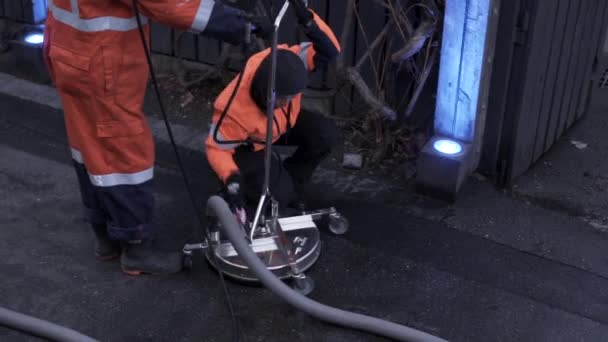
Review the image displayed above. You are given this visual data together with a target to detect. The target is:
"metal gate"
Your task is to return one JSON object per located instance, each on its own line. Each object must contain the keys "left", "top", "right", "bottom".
{"left": 479, "top": 0, "right": 608, "bottom": 185}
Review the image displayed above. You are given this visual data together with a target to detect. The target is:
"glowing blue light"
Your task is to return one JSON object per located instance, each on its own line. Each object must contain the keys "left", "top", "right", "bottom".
{"left": 434, "top": 0, "right": 491, "bottom": 143}
{"left": 433, "top": 139, "right": 463, "bottom": 155}
{"left": 32, "top": 1, "right": 48, "bottom": 23}
{"left": 24, "top": 32, "right": 44, "bottom": 45}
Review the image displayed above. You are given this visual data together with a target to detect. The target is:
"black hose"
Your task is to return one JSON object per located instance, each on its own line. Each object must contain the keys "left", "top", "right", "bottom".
{"left": 207, "top": 196, "right": 447, "bottom": 342}
{"left": 212, "top": 67, "right": 264, "bottom": 146}
{"left": 131, "top": 2, "right": 242, "bottom": 341}
{"left": 0, "top": 306, "right": 97, "bottom": 342}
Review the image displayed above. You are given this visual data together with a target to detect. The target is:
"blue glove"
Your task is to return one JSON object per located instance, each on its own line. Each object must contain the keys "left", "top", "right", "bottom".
{"left": 251, "top": 15, "right": 274, "bottom": 40}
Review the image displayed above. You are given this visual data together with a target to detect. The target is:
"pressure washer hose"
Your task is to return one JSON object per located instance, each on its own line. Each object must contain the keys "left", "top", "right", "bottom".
{"left": 0, "top": 306, "right": 98, "bottom": 342}
{"left": 207, "top": 196, "right": 447, "bottom": 342}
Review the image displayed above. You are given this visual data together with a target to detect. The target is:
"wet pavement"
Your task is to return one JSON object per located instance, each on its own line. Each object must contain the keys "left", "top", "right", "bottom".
{"left": 2, "top": 90, "right": 608, "bottom": 342}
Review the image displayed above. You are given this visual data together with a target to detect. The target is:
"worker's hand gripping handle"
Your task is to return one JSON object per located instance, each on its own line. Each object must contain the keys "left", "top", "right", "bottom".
{"left": 246, "top": 14, "right": 273, "bottom": 41}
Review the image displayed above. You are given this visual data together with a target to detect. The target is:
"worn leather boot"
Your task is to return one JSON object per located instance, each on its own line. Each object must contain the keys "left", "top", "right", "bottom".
{"left": 91, "top": 223, "right": 121, "bottom": 261}
{"left": 120, "top": 240, "right": 183, "bottom": 276}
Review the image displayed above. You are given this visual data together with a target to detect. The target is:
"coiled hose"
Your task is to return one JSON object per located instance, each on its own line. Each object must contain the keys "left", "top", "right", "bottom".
{"left": 207, "top": 196, "right": 447, "bottom": 342}
{"left": 0, "top": 306, "right": 97, "bottom": 342}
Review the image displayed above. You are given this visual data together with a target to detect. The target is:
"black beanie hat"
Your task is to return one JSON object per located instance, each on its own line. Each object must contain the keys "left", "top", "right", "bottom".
{"left": 250, "top": 49, "right": 308, "bottom": 110}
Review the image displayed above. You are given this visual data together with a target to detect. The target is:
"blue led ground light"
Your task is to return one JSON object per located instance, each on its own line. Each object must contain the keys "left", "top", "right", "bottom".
{"left": 433, "top": 139, "right": 463, "bottom": 155}
{"left": 24, "top": 32, "right": 44, "bottom": 45}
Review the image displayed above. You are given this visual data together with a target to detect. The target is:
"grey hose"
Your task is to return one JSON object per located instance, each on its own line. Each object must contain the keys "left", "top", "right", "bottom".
{"left": 207, "top": 196, "right": 447, "bottom": 342}
{"left": 0, "top": 306, "right": 97, "bottom": 342}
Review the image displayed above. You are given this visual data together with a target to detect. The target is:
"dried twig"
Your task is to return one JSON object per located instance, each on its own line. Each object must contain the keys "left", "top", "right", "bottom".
{"left": 337, "top": 0, "right": 357, "bottom": 69}
{"left": 387, "top": 0, "right": 413, "bottom": 38}
{"left": 341, "top": 67, "right": 397, "bottom": 121}
{"left": 352, "top": 4, "right": 382, "bottom": 91}
{"left": 333, "top": 0, "right": 443, "bottom": 168}
{"left": 401, "top": 44, "right": 438, "bottom": 120}
{"left": 391, "top": 20, "right": 435, "bottom": 63}
{"left": 354, "top": 23, "right": 390, "bottom": 70}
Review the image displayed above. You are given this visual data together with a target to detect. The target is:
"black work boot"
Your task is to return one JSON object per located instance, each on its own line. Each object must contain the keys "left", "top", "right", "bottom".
{"left": 120, "top": 240, "right": 183, "bottom": 276}
{"left": 91, "top": 223, "right": 121, "bottom": 261}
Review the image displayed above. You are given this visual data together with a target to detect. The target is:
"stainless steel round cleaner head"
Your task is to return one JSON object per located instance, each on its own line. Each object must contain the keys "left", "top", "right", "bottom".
{"left": 206, "top": 214, "right": 321, "bottom": 282}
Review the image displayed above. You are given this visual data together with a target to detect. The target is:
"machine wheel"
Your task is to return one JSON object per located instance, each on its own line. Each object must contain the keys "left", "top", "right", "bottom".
{"left": 292, "top": 275, "right": 315, "bottom": 296}
{"left": 183, "top": 254, "right": 193, "bottom": 271}
{"left": 328, "top": 214, "right": 349, "bottom": 235}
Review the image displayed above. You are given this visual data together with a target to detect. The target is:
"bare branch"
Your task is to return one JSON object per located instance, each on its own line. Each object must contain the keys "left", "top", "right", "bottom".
{"left": 401, "top": 45, "right": 438, "bottom": 120}
{"left": 387, "top": 0, "right": 413, "bottom": 38}
{"left": 341, "top": 67, "right": 397, "bottom": 121}
{"left": 354, "top": 23, "right": 389, "bottom": 70}
{"left": 391, "top": 20, "right": 436, "bottom": 63}
{"left": 337, "top": 0, "right": 357, "bottom": 69}
{"left": 352, "top": 4, "right": 382, "bottom": 91}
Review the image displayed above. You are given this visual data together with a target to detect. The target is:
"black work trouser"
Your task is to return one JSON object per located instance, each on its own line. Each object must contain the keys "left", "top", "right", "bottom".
{"left": 234, "top": 110, "right": 338, "bottom": 206}
{"left": 73, "top": 161, "right": 155, "bottom": 241}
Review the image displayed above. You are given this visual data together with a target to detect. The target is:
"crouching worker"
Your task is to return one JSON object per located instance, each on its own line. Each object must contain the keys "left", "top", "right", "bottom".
{"left": 205, "top": 0, "right": 341, "bottom": 212}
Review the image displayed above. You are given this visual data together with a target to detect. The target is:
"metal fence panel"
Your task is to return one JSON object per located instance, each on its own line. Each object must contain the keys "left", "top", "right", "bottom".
{"left": 481, "top": 0, "right": 608, "bottom": 184}
{"left": 510, "top": 0, "right": 560, "bottom": 178}
{"left": 197, "top": 36, "right": 221, "bottom": 65}
{"left": 177, "top": 32, "right": 197, "bottom": 60}
{"left": 1, "top": 0, "right": 47, "bottom": 24}
{"left": 150, "top": 22, "right": 173, "bottom": 55}
{"left": 574, "top": 0, "right": 608, "bottom": 121}
{"left": 3, "top": 0, "right": 23, "bottom": 21}
{"left": 552, "top": 0, "right": 589, "bottom": 146}
{"left": 563, "top": 0, "right": 597, "bottom": 128}
{"left": 588, "top": 16, "right": 608, "bottom": 114}
{"left": 476, "top": 0, "right": 521, "bottom": 175}
{"left": 529, "top": 0, "right": 571, "bottom": 162}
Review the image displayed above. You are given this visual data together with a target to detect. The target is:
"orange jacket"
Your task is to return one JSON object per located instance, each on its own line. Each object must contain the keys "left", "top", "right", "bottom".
{"left": 46, "top": 0, "right": 248, "bottom": 37}
{"left": 43, "top": 0, "right": 249, "bottom": 183}
{"left": 205, "top": 10, "right": 340, "bottom": 183}
{"left": 44, "top": 0, "right": 248, "bottom": 80}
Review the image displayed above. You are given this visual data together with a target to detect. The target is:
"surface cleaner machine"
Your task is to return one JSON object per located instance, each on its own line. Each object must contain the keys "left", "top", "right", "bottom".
{"left": 142, "top": 1, "right": 444, "bottom": 341}
{"left": 181, "top": 1, "right": 348, "bottom": 292}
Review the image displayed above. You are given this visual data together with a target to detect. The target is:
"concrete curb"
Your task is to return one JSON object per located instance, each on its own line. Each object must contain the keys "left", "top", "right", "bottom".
{"left": 0, "top": 72, "right": 62, "bottom": 109}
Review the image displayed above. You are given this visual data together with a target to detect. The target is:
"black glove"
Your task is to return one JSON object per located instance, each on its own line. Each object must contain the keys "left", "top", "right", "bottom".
{"left": 289, "top": 0, "right": 313, "bottom": 26}
{"left": 250, "top": 15, "right": 274, "bottom": 40}
{"left": 223, "top": 174, "right": 245, "bottom": 210}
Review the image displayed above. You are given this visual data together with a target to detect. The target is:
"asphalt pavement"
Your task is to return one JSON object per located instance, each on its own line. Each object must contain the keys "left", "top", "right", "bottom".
{"left": 2, "top": 86, "right": 608, "bottom": 342}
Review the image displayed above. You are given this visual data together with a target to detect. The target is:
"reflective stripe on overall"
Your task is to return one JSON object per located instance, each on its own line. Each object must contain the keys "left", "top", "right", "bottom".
{"left": 49, "top": 0, "right": 215, "bottom": 33}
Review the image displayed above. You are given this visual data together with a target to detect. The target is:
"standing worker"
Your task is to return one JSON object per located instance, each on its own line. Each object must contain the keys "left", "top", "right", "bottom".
{"left": 206, "top": 0, "right": 340, "bottom": 211}
{"left": 43, "top": 0, "right": 271, "bottom": 275}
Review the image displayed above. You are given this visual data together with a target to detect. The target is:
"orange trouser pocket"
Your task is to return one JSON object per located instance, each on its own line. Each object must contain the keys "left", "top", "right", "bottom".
{"left": 48, "top": 43, "right": 96, "bottom": 97}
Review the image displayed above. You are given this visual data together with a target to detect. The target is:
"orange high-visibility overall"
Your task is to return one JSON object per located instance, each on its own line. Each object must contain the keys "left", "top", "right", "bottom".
{"left": 44, "top": 0, "right": 249, "bottom": 240}
{"left": 205, "top": 10, "right": 340, "bottom": 184}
